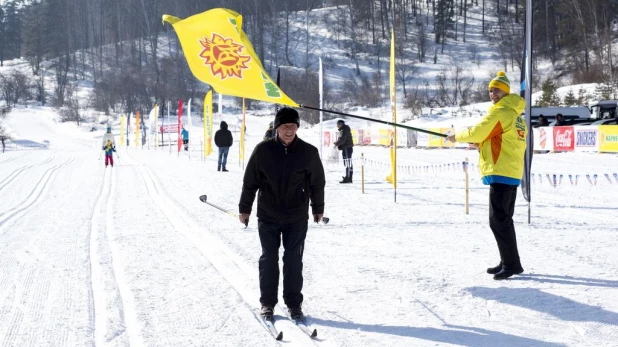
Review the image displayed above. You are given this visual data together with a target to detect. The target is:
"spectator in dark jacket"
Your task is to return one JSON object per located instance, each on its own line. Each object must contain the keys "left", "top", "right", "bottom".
{"left": 555, "top": 113, "right": 566, "bottom": 126}
{"left": 238, "top": 107, "right": 325, "bottom": 322}
{"left": 534, "top": 115, "right": 548, "bottom": 128}
{"left": 333, "top": 119, "right": 354, "bottom": 183}
{"left": 214, "top": 121, "right": 233, "bottom": 171}
{"left": 263, "top": 121, "right": 274, "bottom": 141}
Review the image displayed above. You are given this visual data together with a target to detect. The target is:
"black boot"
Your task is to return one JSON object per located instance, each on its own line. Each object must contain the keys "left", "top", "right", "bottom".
{"left": 493, "top": 264, "right": 524, "bottom": 280}
{"left": 488, "top": 262, "right": 523, "bottom": 275}
{"left": 222, "top": 167, "right": 228, "bottom": 172}
{"left": 217, "top": 166, "right": 221, "bottom": 171}
{"left": 288, "top": 305, "right": 304, "bottom": 321}
{"left": 487, "top": 262, "right": 502, "bottom": 274}
{"left": 260, "top": 305, "right": 274, "bottom": 320}
{"left": 348, "top": 172, "right": 353, "bottom": 183}
{"left": 339, "top": 176, "right": 349, "bottom": 184}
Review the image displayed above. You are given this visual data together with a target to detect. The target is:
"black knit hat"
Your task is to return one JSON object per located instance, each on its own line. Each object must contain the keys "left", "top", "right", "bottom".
{"left": 337, "top": 119, "right": 345, "bottom": 125}
{"left": 274, "top": 107, "right": 300, "bottom": 129}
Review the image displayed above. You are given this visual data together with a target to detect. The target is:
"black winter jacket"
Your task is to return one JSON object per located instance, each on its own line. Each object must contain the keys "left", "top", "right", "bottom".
{"left": 239, "top": 136, "right": 326, "bottom": 223}
{"left": 334, "top": 124, "right": 354, "bottom": 150}
{"left": 214, "top": 121, "right": 233, "bottom": 147}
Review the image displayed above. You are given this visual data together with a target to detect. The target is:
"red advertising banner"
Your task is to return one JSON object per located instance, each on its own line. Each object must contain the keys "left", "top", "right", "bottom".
{"left": 323, "top": 132, "right": 331, "bottom": 146}
{"left": 553, "top": 126, "right": 575, "bottom": 151}
{"left": 177, "top": 99, "right": 183, "bottom": 153}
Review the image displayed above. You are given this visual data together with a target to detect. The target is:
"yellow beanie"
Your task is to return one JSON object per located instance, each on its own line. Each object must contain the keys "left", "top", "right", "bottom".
{"left": 488, "top": 71, "right": 510, "bottom": 94}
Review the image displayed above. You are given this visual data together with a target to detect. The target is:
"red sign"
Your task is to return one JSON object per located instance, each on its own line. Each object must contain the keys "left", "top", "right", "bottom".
{"left": 323, "top": 132, "right": 331, "bottom": 146}
{"left": 553, "top": 126, "right": 575, "bottom": 151}
{"left": 160, "top": 124, "right": 179, "bottom": 133}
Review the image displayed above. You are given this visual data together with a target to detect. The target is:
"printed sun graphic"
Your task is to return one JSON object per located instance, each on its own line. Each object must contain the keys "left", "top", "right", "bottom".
{"left": 199, "top": 33, "right": 251, "bottom": 79}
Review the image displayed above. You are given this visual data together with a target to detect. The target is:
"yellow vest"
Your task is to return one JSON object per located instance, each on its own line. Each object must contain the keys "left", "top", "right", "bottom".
{"left": 455, "top": 94, "right": 527, "bottom": 185}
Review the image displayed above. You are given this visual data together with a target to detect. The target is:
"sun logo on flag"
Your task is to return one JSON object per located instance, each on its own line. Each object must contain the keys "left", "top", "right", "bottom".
{"left": 199, "top": 33, "right": 251, "bottom": 79}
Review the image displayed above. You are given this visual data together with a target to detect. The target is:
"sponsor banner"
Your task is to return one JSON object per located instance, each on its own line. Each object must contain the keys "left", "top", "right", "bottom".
{"left": 599, "top": 125, "right": 618, "bottom": 153}
{"left": 397, "top": 129, "right": 407, "bottom": 147}
{"left": 553, "top": 126, "right": 574, "bottom": 151}
{"left": 160, "top": 124, "right": 179, "bottom": 134}
{"left": 441, "top": 128, "right": 455, "bottom": 148}
{"left": 351, "top": 129, "right": 359, "bottom": 145}
{"left": 416, "top": 131, "right": 429, "bottom": 147}
{"left": 428, "top": 128, "right": 443, "bottom": 147}
{"left": 378, "top": 129, "right": 391, "bottom": 146}
{"left": 574, "top": 126, "right": 599, "bottom": 152}
{"left": 533, "top": 127, "right": 554, "bottom": 151}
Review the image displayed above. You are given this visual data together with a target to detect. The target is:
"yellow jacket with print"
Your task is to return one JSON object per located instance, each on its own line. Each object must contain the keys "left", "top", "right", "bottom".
{"left": 455, "top": 94, "right": 527, "bottom": 186}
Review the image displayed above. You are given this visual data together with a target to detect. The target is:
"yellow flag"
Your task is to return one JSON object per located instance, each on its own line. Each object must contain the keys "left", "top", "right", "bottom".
{"left": 135, "top": 111, "right": 140, "bottom": 147}
{"left": 204, "top": 91, "right": 213, "bottom": 157}
{"left": 386, "top": 29, "right": 397, "bottom": 187}
{"left": 119, "top": 114, "right": 126, "bottom": 146}
{"left": 163, "top": 9, "right": 298, "bottom": 107}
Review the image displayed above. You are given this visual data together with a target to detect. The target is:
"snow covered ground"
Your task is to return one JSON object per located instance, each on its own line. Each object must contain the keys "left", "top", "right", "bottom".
{"left": 1, "top": 107, "right": 618, "bottom": 347}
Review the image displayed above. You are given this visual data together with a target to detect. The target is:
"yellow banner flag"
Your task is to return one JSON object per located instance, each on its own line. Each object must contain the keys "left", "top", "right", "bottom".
{"left": 386, "top": 29, "right": 397, "bottom": 188}
{"left": 204, "top": 91, "right": 213, "bottom": 157}
{"left": 135, "top": 111, "right": 140, "bottom": 147}
{"left": 119, "top": 114, "right": 126, "bottom": 146}
{"left": 163, "top": 9, "right": 298, "bottom": 107}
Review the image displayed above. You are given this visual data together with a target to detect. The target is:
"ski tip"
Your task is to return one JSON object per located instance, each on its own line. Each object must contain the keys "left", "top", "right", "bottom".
{"left": 276, "top": 332, "right": 283, "bottom": 340}
{"left": 311, "top": 329, "right": 317, "bottom": 338}
{"left": 199, "top": 195, "right": 207, "bottom": 203}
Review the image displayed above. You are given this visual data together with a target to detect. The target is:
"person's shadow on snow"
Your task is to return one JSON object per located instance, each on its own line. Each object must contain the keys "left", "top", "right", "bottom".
{"left": 308, "top": 317, "right": 565, "bottom": 347}
{"left": 510, "top": 273, "right": 618, "bottom": 288}
{"left": 467, "top": 286, "right": 618, "bottom": 326}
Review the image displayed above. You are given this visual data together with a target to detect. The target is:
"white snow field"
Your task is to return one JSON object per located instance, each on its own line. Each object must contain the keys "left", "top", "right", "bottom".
{"left": 1, "top": 107, "right": 618, "bottom": 347}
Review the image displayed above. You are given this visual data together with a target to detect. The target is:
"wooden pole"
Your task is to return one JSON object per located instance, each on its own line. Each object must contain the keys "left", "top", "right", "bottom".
{"left": 361, "top": 153, "right": 365, "bottom": 194}
{"left": 464, "top": 157, "right": 469, "bottom": 214}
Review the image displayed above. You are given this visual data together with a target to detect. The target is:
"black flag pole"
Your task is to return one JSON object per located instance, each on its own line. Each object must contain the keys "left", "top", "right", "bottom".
{"left": 521, "top": 0, "right": 533, "bottom": 224}
{"left": 272, "top": 68, "right": 281, "bottom": 139}
{"left": 299, "top": 104, "right": 447, "bottom": 138}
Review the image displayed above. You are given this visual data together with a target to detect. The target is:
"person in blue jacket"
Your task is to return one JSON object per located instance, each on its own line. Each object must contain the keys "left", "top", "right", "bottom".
{"left": 102, "top": 139, "right": 116, "bottom": 167}
{"left": 181, "top": 125, "right": 189, "bottom": 151}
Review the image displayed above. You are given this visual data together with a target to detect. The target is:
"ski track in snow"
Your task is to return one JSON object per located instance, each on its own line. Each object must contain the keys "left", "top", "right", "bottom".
{"left": 0, "top": 151, "right": 56, "bottom": 194}
{"left": 0, "top": 152, "right": 75, "bottom": 231}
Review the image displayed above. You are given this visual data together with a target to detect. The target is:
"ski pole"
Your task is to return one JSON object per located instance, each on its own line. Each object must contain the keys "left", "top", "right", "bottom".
{"left": 199, "top": 194, "right": 248, "bottom": 227}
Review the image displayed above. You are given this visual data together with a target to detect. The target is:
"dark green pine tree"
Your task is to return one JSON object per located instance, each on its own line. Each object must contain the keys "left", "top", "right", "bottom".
{"left": 563, "top": 89, "right": 577, "bottom": 106}
{"left": 537, "top": 79, "right": 561, "bottom": 106}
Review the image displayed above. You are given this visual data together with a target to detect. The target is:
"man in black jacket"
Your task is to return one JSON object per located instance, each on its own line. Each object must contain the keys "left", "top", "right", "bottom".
{"left": 214, "top": 121, "right": 233, "bottom": 171}
{"left": 239, "top": 107, "right": 325, "bottom": 322}
{"left": 333, "top": 119, "right": 354, "bottom": 183}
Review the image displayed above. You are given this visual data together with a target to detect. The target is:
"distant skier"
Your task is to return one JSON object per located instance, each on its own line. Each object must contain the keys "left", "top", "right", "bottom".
{"left": 1, "top": 135, "right": 5, "bottom": 153}
{"left": 181, "top": 125, "right": 189, "bottom": 151}
{"left": 102, "top": 139, "right": 116, "bottom": 167}
{"left": 214, "top": 121, "right": 233, "bottom": 172}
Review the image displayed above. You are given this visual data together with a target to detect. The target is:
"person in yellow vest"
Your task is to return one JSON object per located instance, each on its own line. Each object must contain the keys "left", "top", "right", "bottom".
{"left": 102, "top": 139, "right": 116, "bottom": 167}
{"left": 446, "top": 71, "right": 527, "bottom": 280}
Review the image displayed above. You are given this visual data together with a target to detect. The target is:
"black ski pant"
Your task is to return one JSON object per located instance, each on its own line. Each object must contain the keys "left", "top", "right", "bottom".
{"left": 342, "top": 147, "right": 353, "bottom": 179}
{"left": 489, "top": 183, "right": 521, "bottom": 267}
{"left": 258, "top": 220, "right": 308, "bottom": 308}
